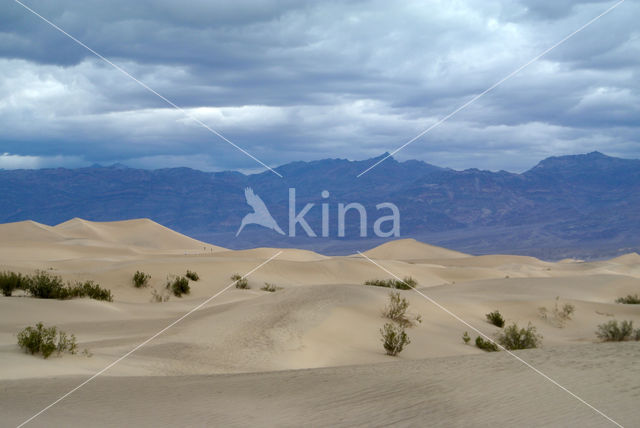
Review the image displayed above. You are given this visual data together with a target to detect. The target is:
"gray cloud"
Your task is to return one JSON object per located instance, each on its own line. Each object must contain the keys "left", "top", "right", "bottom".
{"left": 0, "top": 0, "right": 638, "bottom": 172}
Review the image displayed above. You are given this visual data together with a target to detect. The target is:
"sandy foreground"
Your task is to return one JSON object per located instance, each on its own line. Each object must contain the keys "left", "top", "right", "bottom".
{"left": 0, "top": 218, "right": 639, "bottom": 427}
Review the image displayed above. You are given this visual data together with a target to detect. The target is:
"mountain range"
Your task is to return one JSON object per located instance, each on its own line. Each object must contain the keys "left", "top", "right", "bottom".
{"left": 1, "top": 151, "right": 638, "bottom": 259}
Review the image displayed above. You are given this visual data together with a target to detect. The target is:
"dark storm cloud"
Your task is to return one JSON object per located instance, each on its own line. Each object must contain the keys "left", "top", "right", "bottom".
{"left": 0, "top": 0, "right": 638, "bottom": 172}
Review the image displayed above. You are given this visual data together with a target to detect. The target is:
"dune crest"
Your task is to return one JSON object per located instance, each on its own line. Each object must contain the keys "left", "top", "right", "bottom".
{"left": 52, "top": 217, "right": 226, "bottom": 251}
{"left": 360, "top": 238, "right": 469, "bottom": 260}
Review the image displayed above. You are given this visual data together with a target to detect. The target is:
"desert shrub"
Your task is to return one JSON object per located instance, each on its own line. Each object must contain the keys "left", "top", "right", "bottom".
{"left": 496, "top": 323, "right": 542, "bottom": 350}
{"left": 596, "top": 320, "right": 635, "bottom": 341}
{"left": 380, "top": 322, "right": 411, "bottom": 356}
{"left": 185, "top": 270, "right": 200, "bottom": 281}
{"left": 365, "top": 276, "right": 417, "bottom": 290}
{"left": 475, "top": 336, "right": 499, "bottom": 352}
{"left": 17, "top": 322, "right": 77, "bottom": 359}
{"left": 166, "top": 276, "right": 190, "bottom": 297}
{"left": 132, "top": 270, "right": 151, "bottom": 288}
{"left": 538, "top": 297, "right": 575, "bottom": 328}
{"left": 26, "top": 270, "right": 69, "bottom": 299}
{"left": 485, "top": 310, "right": 505, "bottom": 328}
{"left": 462, "top": 331, "right": 471, "bottom": 344}
{"left": 261, "top": 283, "right": 280, "bottom": 292}
{"left": 68, "top": 280, "right": 113, "bottom": 302}
{"left": 0, "top": 271, "right": 27, "bottom": 296}
{"left": 231, "top": 273, "right": 249, "bottom": 289}
{"left": 7, "top": 271, "right": 112, "bottom": 302}
{"left": 382, "top": 292, "right": 422, "bottom": 328}
{"left": 615, "top": 294, "right": 640, "bottom": 304}
{"left": 150, "top": 287, "right": 170, "bottom": 303}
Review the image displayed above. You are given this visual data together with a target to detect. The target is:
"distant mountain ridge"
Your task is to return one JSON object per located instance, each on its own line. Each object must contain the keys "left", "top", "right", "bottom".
{"left": 1, "top": 151, "right": 638, "bottom": 259}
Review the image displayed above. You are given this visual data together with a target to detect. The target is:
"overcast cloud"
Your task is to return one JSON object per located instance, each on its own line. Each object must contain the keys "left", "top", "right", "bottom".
{"left": 0, "top": 0, "right": 638, "bottom": 172}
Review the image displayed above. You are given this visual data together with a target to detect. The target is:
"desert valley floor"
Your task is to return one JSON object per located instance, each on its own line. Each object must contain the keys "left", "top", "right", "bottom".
{"left": 0, "top": 218, "right": 639, "bottom": 427}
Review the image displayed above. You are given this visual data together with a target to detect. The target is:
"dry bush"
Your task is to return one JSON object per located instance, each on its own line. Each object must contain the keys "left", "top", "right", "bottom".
{"left": 365, "top": 277, "right": 417, "bottom": 290}
{"left": 380, "top": 322, "right": 411, "bottom": 356}
{"left": 231, "top": 273, "right": 249, "bottom": 289}
{"left": 538, "top": 297, "right": 575, "bottom": 328}
{"left": 382, "top": 292, "right": 422, "bottom": 328}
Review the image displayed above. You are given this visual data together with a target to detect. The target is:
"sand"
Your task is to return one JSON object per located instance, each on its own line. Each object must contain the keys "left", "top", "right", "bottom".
{"left": 1, "top": 218, "right": 639, "bottom": 427}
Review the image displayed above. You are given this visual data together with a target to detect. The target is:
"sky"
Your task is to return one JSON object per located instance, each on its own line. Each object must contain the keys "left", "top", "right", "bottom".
{"left": 0, "top": 0, "right": 638, "bottom": 173}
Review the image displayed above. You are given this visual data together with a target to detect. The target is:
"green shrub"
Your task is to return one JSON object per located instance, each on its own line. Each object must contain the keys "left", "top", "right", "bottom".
{"left": 69, "top": 281, "right": 113, "bottom": 302}
{"left": 615, "top": 294, "right": 640, "bottom": 304}
{"left": 596, "top": 320, "right": 635, "bottom": 341}
{"left": 0, "top": 271, "right": 27, "bottom": 296}
{"left": 166, "top": 276, "right": 190, "bottom": 297}
{"left": 462, "top": 331, "right": 471, "bottom": 344}
{"left": 382, "top": 292, "right": 422, "bottom": 328}
{"left": 496, "top": 323, "right": 542, "bottom": 350}
{"left": 17, "top": 322, "right": 77, "bottom": 359}
{"left": 365, "top": 276, "right": 417, "bottom": 290}
{"left": 132, "top": 270, "right": 151, "bottom": 288}
{"left": 185, "top": 270, "right": 200, "bottom": 281}
{"left": 26, "top": 270, "right": 69, "bottom": 299}
{"left": 4, "top": 270, "right": 112, "bottom": 302}
{"left": 475, "top": 336, "right": 499, "bottom": 352}
{"left": 261, "top": 283, "right": 280, "bottom": 292}
{"left": 231, "top": 273, "right": 249, "bottom": 289}
{"left": 485, "top": 310, "right": 505, "bottom": 328}
{"left": 380, "top": 322, "right": 411, "bottom": 356}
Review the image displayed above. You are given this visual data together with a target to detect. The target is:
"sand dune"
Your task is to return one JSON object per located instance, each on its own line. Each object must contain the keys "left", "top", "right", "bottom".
{"left": 53, "top": 218, "right": 224, "bottom": 251}
{"left": 360, "top": 238, "right": 469, "bottom": 260}
{"left": 0, "top": 220, "right": 65, "bottom": 243}
{"left": 3, "top": 343, "right": 638, "bottom": 427}
{"left": 1, "top": 218, "right": 639, "bottom": 427}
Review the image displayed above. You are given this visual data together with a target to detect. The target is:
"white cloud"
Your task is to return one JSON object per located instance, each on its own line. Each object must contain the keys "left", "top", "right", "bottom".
{"left": 0, "top": 0, "right": 637, "bottom": 171}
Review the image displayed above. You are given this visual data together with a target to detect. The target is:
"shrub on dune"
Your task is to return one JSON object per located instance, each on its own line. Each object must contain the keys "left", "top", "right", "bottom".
{"left": 380, "top": 322, "right": 411, "bottom": 356}
{"left": 538, "top": 297, "right": 575, "bottom": 328}
{"left": 0, "top": 271, "right": 27, "bottom": 296}
{"left": 595, "top": 320, "right": 637, "bottom": 342}
{"left": 261, "top": 282, "right": 280, "bottom": 292}
{"left": 365, "top": 276, "right": 417, "bottom": 290}
{"left": 382, "top": 292, "right": 422, "bottom": 328}
{"left": 231, "top": 273, "right": 249, "bottom": 289}
{"left": 150, "top": 287, "right": 170, "bottom": 303}
{"left": 496, "top": 322, "right": 542, "bottom": 350}
{"left": 69, "top": 280, "right": 113, "bottom": 302}
{"left": 17, "top": 322, "right": 77, "bottom": 359}
{"left": 485, "top": 310, "right": 505, "bottom": 328}
{"left": 166, "top": 276, "right": 190, "bottom": 297}
{"left": 132, "top": 270, "right": 151, "bottom": 288}
{"left": 475, "top": 336, "right": 499, "bottom": 352}
{"left": 26, "top": 270, "right": 68, "bottom": 299}
{"left": 615, "top": 294, "right": 640, "bottom": 304}
{"left": 185, "top": 270, "right": 200, "bottom": 281}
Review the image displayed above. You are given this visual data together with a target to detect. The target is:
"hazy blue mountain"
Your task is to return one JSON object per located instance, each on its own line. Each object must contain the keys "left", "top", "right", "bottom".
{"left": 1, "top": 151, "right": 638, "bottom": 260}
